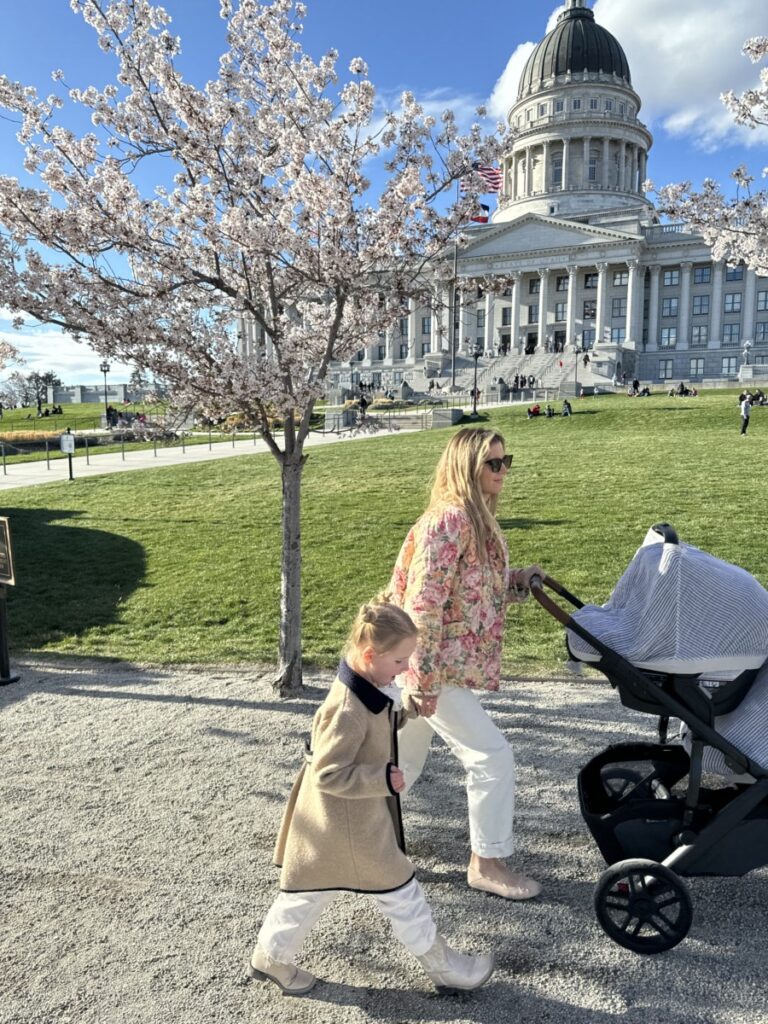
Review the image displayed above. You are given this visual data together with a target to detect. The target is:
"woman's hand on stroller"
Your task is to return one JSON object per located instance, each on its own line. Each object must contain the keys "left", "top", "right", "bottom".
{"left": 512, "top": 564, "right": 545, "bottom": 595}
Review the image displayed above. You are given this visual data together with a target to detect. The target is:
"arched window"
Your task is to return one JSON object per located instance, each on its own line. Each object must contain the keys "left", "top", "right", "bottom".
{"left": 589, "top": 149, "right": 599, "bottom": 183}
{"left": 552, "top": 152, "right": 563, "bottom": 189}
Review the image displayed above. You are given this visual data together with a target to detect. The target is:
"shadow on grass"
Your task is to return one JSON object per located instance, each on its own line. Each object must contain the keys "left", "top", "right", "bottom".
{"left": 4, "top": 506, "right": 146, "bottom": 653}
{"left": 497, "top": 518, "right": 568, "bottom": 530}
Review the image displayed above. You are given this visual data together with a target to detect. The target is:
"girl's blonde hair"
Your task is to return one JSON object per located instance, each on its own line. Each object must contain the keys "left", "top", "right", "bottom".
{"left": 428, "top": 427, "right": 506, "bottom": 560}
{"left": 344, "top": 597, "right": 418, "bottom": 656}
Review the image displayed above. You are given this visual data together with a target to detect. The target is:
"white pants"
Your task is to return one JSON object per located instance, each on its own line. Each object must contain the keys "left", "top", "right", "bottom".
{"left": 398, "top": 684, "right": 516, "bottom": 859}
{"left": 257, "top": 878, "right": 437, "bottom": 963}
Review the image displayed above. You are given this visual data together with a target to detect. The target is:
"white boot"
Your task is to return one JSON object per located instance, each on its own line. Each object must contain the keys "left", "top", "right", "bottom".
{"left": 248, "top": 944, "right": 316, "bottom": 996}
{"left": 416, "top": 934, "right": 494, "bottom": 993}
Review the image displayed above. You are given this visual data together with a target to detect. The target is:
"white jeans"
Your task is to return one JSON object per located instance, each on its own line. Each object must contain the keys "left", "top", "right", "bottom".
{"left": 398, "top": 684, "right": 516, "bottom": 859}
{"left": 257, "top": 878, "right": 437, "bottom": 963}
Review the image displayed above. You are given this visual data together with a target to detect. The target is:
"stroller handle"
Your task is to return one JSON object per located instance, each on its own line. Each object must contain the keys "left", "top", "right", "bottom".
{"left": 530, "top": 574, "right": 584, "bottom": 627}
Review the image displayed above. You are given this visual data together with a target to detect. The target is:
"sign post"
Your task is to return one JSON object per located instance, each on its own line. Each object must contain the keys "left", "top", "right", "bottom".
{"left": 0, "top": 516, "right": 19, "bottom": 685}
{"left": 60, "top": 428, "right": 75, "bottom": 481}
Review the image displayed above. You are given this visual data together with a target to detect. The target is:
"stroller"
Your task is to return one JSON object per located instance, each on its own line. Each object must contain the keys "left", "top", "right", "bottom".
{"left": 531, "top": 523, "right": 768, "bottom": 954}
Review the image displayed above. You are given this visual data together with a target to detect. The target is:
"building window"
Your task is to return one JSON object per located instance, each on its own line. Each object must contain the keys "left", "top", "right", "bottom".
{"left": 552, "top": 153, "right": 563, "bottom": 188}
{"left": 611, "top": 327, "right": 626, "bottom": 343}
{"left": 501, "top": 306, "right": 512, "bottom": 326}
{"left": 724, "top": 293, "right": 742, "bottom": 314}
{"left": 421, "top": 316, "right": 431, "bottom": 335}
{"left": 723, "top": 323, "right": 740, "bottom": 346}
{"left": 572, "top": 98, "right": 581, "bottom": 110}
{"left": 584, "top": 273, "right": 598, "bottom": 289}
{"left": 582, "top": 329, "right": 595, "bottom": 348}
{"left": 555, "top": 302, "right": 566, "bottom": 321}
{"left": 502, "top": 286, "right": 512, "bottom": 297}
{"left": 399, "top": 342, "right": 408, "bottom": 359}
{"left": 556, "top": 275, "right": 568, "bottom": 292}
{"left": 529, "top": 277, "right": 540, "bottom": 294}
{"left": 613, "top": 271, "right": 629, "bottom": 286}
{"left": 692, "top": 295, "right": 710, "bottom": 316}
{"left": 726, "top": 265, "right": 744, "bottom": 281}
{"left": 619, "top": 102, "right": 626, "bottom": 115}
{"left": 722, "top": 356, "right": 737, "bottom": 375}
{"left": 421, "top": 341, "right": 431, "bottom": 356}
{"left": 526, "top": 109, "right": 533, "bottom": 121}
{"left": 528, "top": 305, "right": 539, "bottom": 324}
{"left": 554, "top": 99, "right": 564, "bottom": 113}
{"left": 589, "top": 97, "right": 599, "bottom": 110}
{"left": 476, "top": 310, "right": 485, "bottom": 332}
{"left": 755, "top": 322, "right": 768, "bottom": 342}
{"left": 538, "top": 102, "right": 548, "bottom": 117}
{"left": 660, "top": 327, "right": 677, "bottom": 348}
{"left": 758, "top": 291, "right": 768, "bottom": 312}
{"left": 612, "top": 297, "right": 627, "bottom": 318}
{"left": 663, "top": 269, "right": 680, "bottom": 286}
{"left": 377, "top": 345, "right": 385, "bottom": 360}
{"left": 588, "top": 152, "right": 598, "bottom": 181}
{"left": 661, "top": 297, "right": 679, "bottom": 317}
{"left": 690, "top": 358, "right": 704, "bottom": 376}
{"left": 659, "top": 359, "right": 673, "bottom": 380}
{"left": 691, "top": 325, "right": 709, "bottom": 347}
{"left": 356, "top": 350, "right": 364, "bottom": 361}
{"left": 398, "top": 317, "right": 408, "bottom": 336}
{"left": 583, "top": 300, "right": 596, "bottom": 319}
{"left": 605, "top": 99, "right": 613, "bottom": 111}
{"left": 694, "top": 266, "right": 711, "bottom": 284}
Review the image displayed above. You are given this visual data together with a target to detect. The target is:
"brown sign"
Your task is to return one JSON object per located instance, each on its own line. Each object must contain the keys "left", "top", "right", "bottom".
{"left": 0, "top": 518, "right": 15, "bottom": 586}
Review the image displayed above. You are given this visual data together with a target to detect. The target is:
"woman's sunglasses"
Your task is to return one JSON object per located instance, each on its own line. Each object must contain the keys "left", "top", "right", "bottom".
{"left": 484, "top": 454, "right": 513, "bottom": 472}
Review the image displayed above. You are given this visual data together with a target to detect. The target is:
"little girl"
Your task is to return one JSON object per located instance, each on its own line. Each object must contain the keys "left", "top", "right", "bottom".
{"left": 249, "top": 598, "right": 494, "bottom": 996}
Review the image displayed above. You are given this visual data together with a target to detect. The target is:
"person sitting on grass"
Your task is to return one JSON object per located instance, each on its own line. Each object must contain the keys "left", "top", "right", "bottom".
{"left": 527, "top": 403, "right": 541, "bottom": 419}
{"left": 248, "top": 598, "right": 494, "bottom": 997}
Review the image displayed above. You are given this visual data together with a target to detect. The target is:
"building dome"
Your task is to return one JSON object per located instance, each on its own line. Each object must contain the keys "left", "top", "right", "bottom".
{"left": 518, "top": 0, "right": 631, "bottom": 99}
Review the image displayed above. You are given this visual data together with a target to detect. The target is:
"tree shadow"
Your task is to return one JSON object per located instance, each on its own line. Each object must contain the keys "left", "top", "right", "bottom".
{"left": 3, "top": 507, "right": 145, "bottom": 651}
{"left": 497, "top": 518, "right": 568, "bottom": 530}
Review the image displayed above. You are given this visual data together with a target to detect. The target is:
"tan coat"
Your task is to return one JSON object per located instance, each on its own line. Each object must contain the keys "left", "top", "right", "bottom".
{"left": 274, "top": 663, "right": 415, "bottom": 893}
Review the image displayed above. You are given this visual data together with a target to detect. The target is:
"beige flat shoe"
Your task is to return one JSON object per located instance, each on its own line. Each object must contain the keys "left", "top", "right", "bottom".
{"left": 467, "top": 867, "right": 542, "bottom": 901}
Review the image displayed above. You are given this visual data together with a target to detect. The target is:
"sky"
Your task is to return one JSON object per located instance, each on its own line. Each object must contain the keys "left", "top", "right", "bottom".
{"left": 1, "top": 0, "right": 766, "bottom": 387}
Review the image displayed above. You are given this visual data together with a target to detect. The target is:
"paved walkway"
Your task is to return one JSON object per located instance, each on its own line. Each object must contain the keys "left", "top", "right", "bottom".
{"left": 0, "top": 423, "right": 415, "bottom": 491}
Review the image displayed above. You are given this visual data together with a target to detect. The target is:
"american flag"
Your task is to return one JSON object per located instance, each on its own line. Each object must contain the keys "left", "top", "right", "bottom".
{"left": 460, "top": 163, "right": 502, "bottom": 194}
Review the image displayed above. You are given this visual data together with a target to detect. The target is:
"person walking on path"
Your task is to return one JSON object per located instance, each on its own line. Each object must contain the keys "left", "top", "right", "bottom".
{"left": 249, "top": 599, "right": 494, "bottom": 997}
{"left": 740, "top": 394, "right": 752, "bottom": 435}
{"left": 387, "top": 428, "right": 544, "bottom": 902}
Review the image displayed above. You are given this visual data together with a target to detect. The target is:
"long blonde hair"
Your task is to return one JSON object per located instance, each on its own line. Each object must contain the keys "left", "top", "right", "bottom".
{"left": 343, "top": 597, "right": 419, "bottom": 659}
{"left": 428, "top": 428, "right": 506, "bottom": 560}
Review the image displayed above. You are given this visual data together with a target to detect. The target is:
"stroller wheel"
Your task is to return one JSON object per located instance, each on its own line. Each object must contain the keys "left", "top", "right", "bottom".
{"left": 594, "top": 858, "right": 693, "bottom": 954}
{"left": 600, "top": 766, "right": 647, "bottom": 801}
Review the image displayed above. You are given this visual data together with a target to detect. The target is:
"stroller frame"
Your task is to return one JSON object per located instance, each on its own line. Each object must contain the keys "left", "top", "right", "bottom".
{"left": 532, "top": 524, "right": 768, "bottom": 953}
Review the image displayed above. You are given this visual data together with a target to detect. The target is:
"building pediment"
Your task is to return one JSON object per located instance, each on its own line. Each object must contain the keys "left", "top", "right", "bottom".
{"left": 459, "top": 214, "right": 641, "bottom": 263}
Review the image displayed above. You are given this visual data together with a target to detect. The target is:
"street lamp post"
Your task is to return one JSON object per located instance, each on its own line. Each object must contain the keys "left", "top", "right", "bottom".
{"left": 471, "top": 341, "right": 483, "bottom": 419}
{"left": 99, "top": 361, "right": 110, "bottom": 419}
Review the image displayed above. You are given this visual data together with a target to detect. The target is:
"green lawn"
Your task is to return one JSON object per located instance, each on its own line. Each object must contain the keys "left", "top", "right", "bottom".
{"left": 2, "top": 388, "right": 764, "bottom": 674}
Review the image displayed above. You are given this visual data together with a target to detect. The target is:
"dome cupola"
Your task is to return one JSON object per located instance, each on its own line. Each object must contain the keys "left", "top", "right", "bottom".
{"left": 518, "top": 0, "right": 631, "bottom": 99}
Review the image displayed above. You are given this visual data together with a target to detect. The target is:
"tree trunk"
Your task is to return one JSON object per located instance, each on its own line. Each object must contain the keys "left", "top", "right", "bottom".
{"left": 274, "top": 452, "right": 304, "bottom": 697}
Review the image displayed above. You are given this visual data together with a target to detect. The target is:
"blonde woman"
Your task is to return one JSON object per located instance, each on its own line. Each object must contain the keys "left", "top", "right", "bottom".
{"left": 388, "top": 428, "right": 543, "bottom": 901}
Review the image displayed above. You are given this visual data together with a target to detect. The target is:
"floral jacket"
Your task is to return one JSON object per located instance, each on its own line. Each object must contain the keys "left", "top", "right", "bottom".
{"left": 388, "top": 503, "right": 528, "bottom": 693}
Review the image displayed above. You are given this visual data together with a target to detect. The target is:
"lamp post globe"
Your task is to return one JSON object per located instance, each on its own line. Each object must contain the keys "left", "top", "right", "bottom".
{"left": 99, "top": 361, "right": 111, "bottom": 418}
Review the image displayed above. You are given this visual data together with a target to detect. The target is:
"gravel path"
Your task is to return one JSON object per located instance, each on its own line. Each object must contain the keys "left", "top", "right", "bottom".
{"left": 1, "top": 659, "right": 765, "bottom": 1024}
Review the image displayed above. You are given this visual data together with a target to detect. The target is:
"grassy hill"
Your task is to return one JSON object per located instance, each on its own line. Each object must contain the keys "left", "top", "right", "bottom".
{"left": 2, "top": 387, "right": 763, "bottom": 673}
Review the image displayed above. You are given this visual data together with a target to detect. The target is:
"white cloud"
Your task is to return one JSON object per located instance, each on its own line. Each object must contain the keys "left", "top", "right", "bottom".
{"left": 595, "top": 0, "right": 768, "bottom": 151}
{"left": 488, "top": 5, "right": 566, "bottom": 121}
{"left": 0, "top": 322, "right": 134, "bottom": 385}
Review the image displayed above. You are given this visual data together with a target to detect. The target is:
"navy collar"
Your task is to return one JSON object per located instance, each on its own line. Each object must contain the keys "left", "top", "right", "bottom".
{"left": 338, "top": 659, "right": 391, "bottom": 714}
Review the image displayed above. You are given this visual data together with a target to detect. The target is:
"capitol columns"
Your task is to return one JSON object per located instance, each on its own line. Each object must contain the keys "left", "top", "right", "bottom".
{"left": 566, "top": 264, "right": 578, "bottom": 350}
{"left": 743, "top": 267, "right": 757, "bottom": 345}
{"left": 484, "top": 288, "right": 496, "bottom": 356}
{"left": 537, "top": 268, "right": 550, "bottom": 350}
{"left": 710, "top": 261, "right": 724, "bottom": 348}
{"left": 405, "top": 295, "right": 418, "bottom": 366}
{"left": 647, "top": 264, "right": 661, "bottom": 351}
{"left": 625, "top": 258, "right": 641, "bottom": 349}
{"left": 511, "top": 272, "right": 523, "bottom": 352}
{"left": 679, "top": 262, "right": 693, "bottom": 350}
{"left": 595, "top": 262, "right": 609, "bottom": 347}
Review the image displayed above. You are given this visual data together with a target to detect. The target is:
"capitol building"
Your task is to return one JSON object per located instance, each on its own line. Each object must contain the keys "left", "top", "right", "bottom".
{"left": 245, "top": 0, "right": 768, "bottom": 393}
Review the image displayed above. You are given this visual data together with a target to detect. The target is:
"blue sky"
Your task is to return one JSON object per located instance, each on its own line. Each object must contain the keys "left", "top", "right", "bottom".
{"left": 1, "top": 0, "right": 766, "bottom": 386}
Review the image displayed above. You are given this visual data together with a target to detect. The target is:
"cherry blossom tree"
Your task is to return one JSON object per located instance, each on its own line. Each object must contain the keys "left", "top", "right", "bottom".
{"left": 0, "top": 0, "right": 502, "bottom": 695}
{"left": 651, "top": 37, "right": 768, "bottom": 275}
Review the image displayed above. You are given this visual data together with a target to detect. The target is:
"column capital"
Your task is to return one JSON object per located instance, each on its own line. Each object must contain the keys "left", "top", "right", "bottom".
{"left": 537, "top": 267, "right": 551, "bottom": 279}
{"left": 567, "top": 264, "right": 579, "bottom": 276}
{"left": 680, "top": 261, "right": 693, "bottom": 273}
{"left": 626, "top": 258, "right": 640, "bottom": 271}
{"left": 649, "top": 263, "right": 661, "bottom": 276}
{"left": 596, "top": 261, "right": 609, "bottom": 273}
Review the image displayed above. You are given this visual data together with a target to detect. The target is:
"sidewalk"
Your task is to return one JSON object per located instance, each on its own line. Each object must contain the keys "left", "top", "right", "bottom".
{"left": 0, "top": 425, "right": 413, "bottom": 491}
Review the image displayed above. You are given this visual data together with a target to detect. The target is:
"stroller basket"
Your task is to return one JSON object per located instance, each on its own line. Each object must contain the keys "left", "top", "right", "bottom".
{"left": 578, "top": 742, "right": 768, "bottom": 877}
